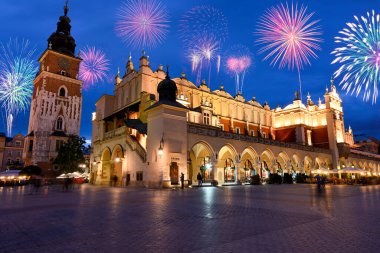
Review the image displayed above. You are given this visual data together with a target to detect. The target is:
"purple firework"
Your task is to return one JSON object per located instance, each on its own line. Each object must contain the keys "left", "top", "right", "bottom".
{"left": 79, "top": 46, "right": 110, "bottom": 89}
{"left": 256, "top": 2, "right": 322, "bottom": 99}
{"left": 225, "top": 45, "right": 253, "bottom": 94}
{"left": 116, "top": 0, "right": 170, "bottom": 49}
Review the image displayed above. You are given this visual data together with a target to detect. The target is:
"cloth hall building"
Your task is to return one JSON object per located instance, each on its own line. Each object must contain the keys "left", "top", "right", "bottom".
{"left": 90, "top": 54, "right": 380, "bottom": 187}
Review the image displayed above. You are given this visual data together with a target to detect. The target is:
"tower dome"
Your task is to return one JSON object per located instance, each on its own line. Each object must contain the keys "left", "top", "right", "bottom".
{"left": 47, "top": 1, "right": 76, "bottom": 56}
{"left": 157, "top": 70, "right": 177, "bottom": 102}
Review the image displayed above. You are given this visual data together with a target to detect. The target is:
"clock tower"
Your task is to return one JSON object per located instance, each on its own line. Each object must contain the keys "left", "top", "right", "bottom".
{"left": 23, "top": 1, "right": 83, "bottom": 175}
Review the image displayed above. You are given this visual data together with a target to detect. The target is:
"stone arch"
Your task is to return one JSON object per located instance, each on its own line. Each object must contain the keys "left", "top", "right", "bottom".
{"left": 292, "top": 154, "right": 302, "bottom": 172}
{"left": 303, "top": 155, "right": 314, "bottom": 174}
{"left": 190, "top": 141, "right": 214, "bottom": 183}
{"left": 99, "top": 147, "right": 112, "bottom": 185}
{"left": 111, "top": 144, "right": 124, "bottom": 186}
{"left": 191, "top": 141, "right": 214, "bottom": 159}
{"left": 277, "top": 151, "right": 290, "bottom": 173}
{"left": 217, "top": 144, "right": 238, "bottom": 183}
{"left": 240, "top": 147, "right": 259, "bottom": 181}
{"left": 260, "top": 149, "right": 275, "bottom": 176}
{"left": 315, "top": 157, "right": 324, "bottom": 169}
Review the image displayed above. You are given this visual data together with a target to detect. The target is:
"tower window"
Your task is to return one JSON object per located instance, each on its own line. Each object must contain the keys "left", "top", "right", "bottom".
{"left": 56, "top": 117, "right": 64, "bottom": 131}
{"left": 59, "top": 87, "right": 66, "bottom": 97}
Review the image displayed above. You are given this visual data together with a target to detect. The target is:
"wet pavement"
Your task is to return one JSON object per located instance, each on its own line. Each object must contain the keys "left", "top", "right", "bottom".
{"left": 1, "top": 184, "right": 380, "bottom": 253}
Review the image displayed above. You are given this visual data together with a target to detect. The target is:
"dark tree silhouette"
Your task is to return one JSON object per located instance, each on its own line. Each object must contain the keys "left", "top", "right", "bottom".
{"left": 54, "top": 135, "right": 86, "bottom": 173}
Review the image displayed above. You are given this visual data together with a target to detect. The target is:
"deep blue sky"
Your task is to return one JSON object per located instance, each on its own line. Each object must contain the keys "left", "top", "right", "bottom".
{"left": 0, "top": 0, "right": 379, "bottom": 141}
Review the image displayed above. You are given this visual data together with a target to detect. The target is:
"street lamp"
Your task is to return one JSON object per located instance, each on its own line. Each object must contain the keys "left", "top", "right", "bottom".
{"left": 158, "top": 134, "right": 164, "bottom": 157}
{"left": 114, "top": 150, "right": 122, "bottom": 163}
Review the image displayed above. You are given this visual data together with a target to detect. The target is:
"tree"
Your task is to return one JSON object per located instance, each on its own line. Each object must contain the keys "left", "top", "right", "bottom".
{"left": 54, "top": 135, "right": 86, "bottom": 173}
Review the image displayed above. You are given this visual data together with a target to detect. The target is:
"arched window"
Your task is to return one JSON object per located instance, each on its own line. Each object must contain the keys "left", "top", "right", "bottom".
{"left": 59, "top": 87, "right": 66, "bottom": 97}
{"left": 56, "top": 117, "right": 63, "bottom": 131}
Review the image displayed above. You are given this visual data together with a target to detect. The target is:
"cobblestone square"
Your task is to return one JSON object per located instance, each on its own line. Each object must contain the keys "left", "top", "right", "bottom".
{"left": 1, "top": 184, "right": 380, "bottom": 253}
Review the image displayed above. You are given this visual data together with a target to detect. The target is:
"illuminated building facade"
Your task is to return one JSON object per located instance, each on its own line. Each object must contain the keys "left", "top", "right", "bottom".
{"left": 91, "top": 54, "right": 380, "bottom": 187}
{"left": 0, "top": 133, "right": 25, "bottom": 171}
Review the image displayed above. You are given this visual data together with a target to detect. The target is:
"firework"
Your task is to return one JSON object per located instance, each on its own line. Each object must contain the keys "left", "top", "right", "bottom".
{"left": 179, "top": 6, "right": 228, "bottom": 86}
{"left": 79, "top": 46, "right": 110, "bottom": 89}
{"left": 332, "top": 10, "right": 380, "bottom": 103}
{"left": 225, "top": 45, "right": 252, "bottom": 94}
{"left": 0, "top": 39, "right": 37, "bottom": 137}
{"left": 115, "top": 0, "right": 170, "bottom": 49}
{"left": 179, "top": 5, "right": 228, "bottom": 47}
{"left": 256, "top": 2, "right": 322, "bottom": 98}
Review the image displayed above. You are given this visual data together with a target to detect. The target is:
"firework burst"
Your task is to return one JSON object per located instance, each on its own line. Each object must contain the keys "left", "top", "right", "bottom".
{"left": 116, "top": 0, "right": 170, "bottom": 49}
{"left": 0, "top": 38, "right": 37, "bottom": 137}
{"left": 256, "top": 2, "right": 322, "bottom": 98}
{"left": 225, "top": 45, "right": 252, "bottom": 94}
{"left": 79, "top": 46, "right": 110, "bottom": 89}
{"left": 179, "top": 6, "right": 228, "bottom": 86}
{"left": 332, "top": 10, "right": 380, "bottom": 103}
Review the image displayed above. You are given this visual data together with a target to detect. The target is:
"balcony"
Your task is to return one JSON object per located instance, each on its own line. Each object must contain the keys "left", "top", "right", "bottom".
{"left": 104, "top": 126, "right": 127, "bottom": 140}
{"left": 187, "top": 122, "right": 330, "bottom": 154}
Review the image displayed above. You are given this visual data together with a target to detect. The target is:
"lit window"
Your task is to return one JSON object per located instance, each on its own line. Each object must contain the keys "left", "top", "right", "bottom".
{"left": 251, "top": 130, "right": 255, "bottom": 136}
{"left": 263, "top": 132, "right": 267, "bottom": 138}
{"left": 203, "top": 112, "right": 210, "bottom": 125}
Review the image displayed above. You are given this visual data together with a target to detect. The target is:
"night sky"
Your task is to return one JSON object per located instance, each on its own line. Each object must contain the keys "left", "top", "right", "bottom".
{"left": 0, "top": 0, "right": 379, "bottom": 141}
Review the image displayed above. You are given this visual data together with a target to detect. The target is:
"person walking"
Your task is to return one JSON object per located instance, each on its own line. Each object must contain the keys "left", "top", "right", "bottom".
{"left": 197, "top": 172, "right": 203, "bottom": 187}
{"left": 315, "top": 174, "right": 321, "bottom": 190}
{"left": 180, "top": 173, "right": 185, "bottom": 189}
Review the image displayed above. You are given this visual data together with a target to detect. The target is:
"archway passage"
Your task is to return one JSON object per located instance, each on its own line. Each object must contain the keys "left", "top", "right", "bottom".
{"left": 217, "top": 144, "right": 238, "bottom": 183}
{"left": 242, "top": 159, "right": 255, "bottom": 182}
{"left": 111, "top": 145, "right": 124, "bottom": 186}
{"left": 260, "top": 150, "right": 275, "bottom": 179}
{"left": 100, "top": 148, "right": 111, "bottom": 185}
{"left": 241, "top": 147, "right": 258, "bottom": 183}
{"left": 189, "top": 142, "right": 214, "bottom": 184}
{"left": 224, "top": 158, "right": 235, "bottom": 183}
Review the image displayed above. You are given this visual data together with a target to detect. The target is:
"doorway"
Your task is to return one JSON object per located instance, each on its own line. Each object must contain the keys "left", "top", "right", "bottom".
{"left": 170, "top": 162, "right": 179, "bottom": 185}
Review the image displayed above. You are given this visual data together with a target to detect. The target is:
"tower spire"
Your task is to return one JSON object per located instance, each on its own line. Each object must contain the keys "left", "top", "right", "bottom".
{"left": 64, "top": 0, "right": 69, "bottom": 16}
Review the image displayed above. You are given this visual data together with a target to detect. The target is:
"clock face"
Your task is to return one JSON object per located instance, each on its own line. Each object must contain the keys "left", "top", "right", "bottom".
{"left": 58, "top": 57, "right": 70, "bottom": 70}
